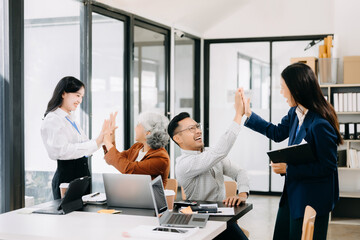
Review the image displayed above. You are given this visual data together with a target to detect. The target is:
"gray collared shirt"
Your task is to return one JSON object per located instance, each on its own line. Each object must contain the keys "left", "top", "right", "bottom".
{"left": 175, "top": 121, "right": 250, "bottom": 201}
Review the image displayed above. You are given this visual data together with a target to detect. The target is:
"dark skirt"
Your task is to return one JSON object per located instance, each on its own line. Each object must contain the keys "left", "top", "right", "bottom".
{"left": 52, "top": 157, "right": 91, "bottom": 199}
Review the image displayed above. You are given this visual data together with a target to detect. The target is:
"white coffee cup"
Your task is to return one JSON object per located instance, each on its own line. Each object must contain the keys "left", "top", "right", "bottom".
{"left": 59, "top": 183, "right": 69, "bottom": 199}
{"left": 164, "top": 189, "right": 176, "bottom": 211}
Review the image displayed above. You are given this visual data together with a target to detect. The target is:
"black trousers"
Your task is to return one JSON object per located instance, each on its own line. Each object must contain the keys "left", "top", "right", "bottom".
{"left": 52, "top": 157, "right": 91, "bottom": 200}
{"left": 273, "top": 197, "right": 329, "bottom": 240}
{"left": 214, "top": 222, "right": 248, "bottom": 240}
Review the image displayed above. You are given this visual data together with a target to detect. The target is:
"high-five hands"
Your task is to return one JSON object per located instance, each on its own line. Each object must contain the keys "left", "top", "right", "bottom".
{"left": 244, "top": 94, "right": 252, "bottom": 118}
{"left": 234, "top": 88, "right": 245, "bottom": 124}
{"left": 103, "top": 112, "right": 118, "bottom": 150}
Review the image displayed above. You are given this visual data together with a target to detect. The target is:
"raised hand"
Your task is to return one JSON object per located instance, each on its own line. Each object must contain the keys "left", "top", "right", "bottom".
{"left": 234, "top": 88, "right": 245, "bottom": 124}
{"left": 96, "top": 119, "right": 109, "bottom": 147}
{"left": 109, "top": 112, "right": 118, "bottom": 143}
{"left": 243, "top": 93, "right": 252, "bottom": 118}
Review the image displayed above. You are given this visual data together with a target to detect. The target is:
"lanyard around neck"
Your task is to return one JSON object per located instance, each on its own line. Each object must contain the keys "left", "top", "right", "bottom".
{"left": 65, "top": 116, "right": 80, "bottom": 135}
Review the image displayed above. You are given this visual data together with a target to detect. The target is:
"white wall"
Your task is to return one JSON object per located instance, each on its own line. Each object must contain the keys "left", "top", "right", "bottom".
{"left": 204, "top": 0, "right": 360, "bottom": 59}
{"left": 204, "top": 0, "right": 334, "bottom": 38}
{"left": 333, "top": 0, "right": 360, "bottom": 57}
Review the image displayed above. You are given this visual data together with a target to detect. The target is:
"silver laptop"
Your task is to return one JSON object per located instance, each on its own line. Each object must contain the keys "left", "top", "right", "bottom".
{"left": 149, "top": 176, "right": 209, "bottom": 228}
{"left": 103, "top": 173, "right": 154, "bottom": 209}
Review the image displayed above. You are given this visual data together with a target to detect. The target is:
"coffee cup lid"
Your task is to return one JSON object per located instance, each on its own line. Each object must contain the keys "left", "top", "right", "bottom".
{"left": 164, "top": 189, "right": 175, "bottom": 196}
{"left": 59, "top": 183, "right": 69, "bottom": 188}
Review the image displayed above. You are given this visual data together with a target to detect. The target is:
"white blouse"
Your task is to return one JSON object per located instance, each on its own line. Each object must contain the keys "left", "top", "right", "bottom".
{"left": 135, "top": 148, "right": 148, "bottom": 162}
{"left": 41, "top": 108, "right": 99, "bottom": 160}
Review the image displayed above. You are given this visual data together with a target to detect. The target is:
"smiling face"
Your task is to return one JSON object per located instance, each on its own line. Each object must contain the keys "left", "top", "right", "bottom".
{"left": 173, "top": 117, "right": 203, "bottom": 151}
{"left": 280, "top": 78, "right": 296, "bottom": 107}
{"left": 60, "top": 87, "right": 84, "bottom": 113}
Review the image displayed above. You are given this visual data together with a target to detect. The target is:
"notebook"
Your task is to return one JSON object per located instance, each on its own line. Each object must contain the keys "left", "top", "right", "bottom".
{"left": 149, "top": 176, "right": 209, "bottom": 228}
{"left": 33, "top": 176, "right": 90, "bottom": 215}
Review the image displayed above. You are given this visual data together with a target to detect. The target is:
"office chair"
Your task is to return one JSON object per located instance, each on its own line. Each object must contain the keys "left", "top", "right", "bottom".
{"left": 301, "top": 205, "right": 317, "bottom": 240}
{"left": 165, "top": 179, "right": 178, "bottom": 200}
{"left": 224, "top": 181, "right": 237, "bottom": 198}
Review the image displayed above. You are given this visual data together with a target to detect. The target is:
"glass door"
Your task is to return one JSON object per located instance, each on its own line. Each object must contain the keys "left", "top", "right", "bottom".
{"left": 132, "top": 23, "right": 169, "bottom": 143}
{"left": 24, "top": 0, "right": 81, "bottom": 206}
{"left": 91, "top": 12, "right": 125, "bottom": 192}
{"left": 209, "top": 42, "right": 271, "bottom": 192}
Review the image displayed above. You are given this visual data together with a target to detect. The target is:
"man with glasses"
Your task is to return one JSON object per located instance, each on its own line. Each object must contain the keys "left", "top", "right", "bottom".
{"left": 168, "top": 89, "right": 249, "bottom": 239}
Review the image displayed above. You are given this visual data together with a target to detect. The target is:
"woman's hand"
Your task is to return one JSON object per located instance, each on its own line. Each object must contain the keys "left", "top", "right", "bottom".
{"left": 102, "top": 119, "right": 115, "bottom": 150}
{"left": 234, "top": 88, "right": 245, "bottom": 124}
{"left": 243, "top": 94, "right": 252, "bottom": 118}
{"left": 109, "top": 112, "right": 118, "bottom": 143}
{"left": 270, "top": 162, "right": 287, "bottom": 174}
{"left": 96, "top": 119, "right": 108, "bottom": 147}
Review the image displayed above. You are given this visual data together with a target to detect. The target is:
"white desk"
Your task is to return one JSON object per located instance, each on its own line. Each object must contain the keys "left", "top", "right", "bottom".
{"left": 0, "top": 208, "right": 226, "bottom": 240}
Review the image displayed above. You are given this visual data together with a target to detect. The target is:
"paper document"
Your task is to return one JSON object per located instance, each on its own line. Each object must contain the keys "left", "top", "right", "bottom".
{"left": 82, "top": 192, "right": 106, "bottom": 204}
{"left": 199, "top": 204, "right": 218, "bottom": 208}
{"left": 207, "top": 207, "right": 235, "bottom": 216}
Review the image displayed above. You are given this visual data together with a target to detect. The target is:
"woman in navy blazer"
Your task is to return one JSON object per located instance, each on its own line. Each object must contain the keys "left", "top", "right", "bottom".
{"left": 243, "top": 63, "right": 342, "bottom": 240}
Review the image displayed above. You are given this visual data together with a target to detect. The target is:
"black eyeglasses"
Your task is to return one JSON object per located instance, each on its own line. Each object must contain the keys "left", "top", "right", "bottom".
{"left": 174, "top": 123, "right": 202, "bottom": 135}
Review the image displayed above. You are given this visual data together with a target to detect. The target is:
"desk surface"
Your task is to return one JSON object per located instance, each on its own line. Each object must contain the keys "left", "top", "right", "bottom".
{"left": 83, "top": 201, "right": 253, "bottom": 224}
{"left": 0, "top": 210, "right": 225, "bottom": 240}
{"left": 0, "top": 201, "right": 252, "bottom": 240}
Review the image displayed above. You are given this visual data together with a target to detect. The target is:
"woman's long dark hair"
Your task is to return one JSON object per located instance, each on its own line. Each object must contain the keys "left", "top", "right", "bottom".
{"left": 281, "top": 63, "right": 343, "bottom": 145}
{"left": 44, "top": 76, "right": 85, "bottom": 117}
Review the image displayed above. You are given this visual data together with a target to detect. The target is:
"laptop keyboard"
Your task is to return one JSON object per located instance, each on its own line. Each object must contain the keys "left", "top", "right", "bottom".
{"left": 167, "top": 214, "right": 192, "bottom": 225}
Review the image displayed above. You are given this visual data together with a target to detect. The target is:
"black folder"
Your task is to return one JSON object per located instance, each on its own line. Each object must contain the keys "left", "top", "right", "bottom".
{"left": 267, "top": 143, "right": 317, "bottom": 165}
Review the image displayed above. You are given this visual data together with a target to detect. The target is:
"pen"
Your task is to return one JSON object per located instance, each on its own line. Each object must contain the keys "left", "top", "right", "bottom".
{"left": 90, "top": 192, "right": 100, "bottom": 198}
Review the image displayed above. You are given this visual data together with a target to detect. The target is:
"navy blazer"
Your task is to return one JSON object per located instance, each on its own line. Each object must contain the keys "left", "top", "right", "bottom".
{"left": 245, "top": 107, "right": 339, "bottom": 219}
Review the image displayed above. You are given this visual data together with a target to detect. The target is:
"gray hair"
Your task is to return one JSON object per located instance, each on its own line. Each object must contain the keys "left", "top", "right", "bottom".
{"left": 138, "top": 112, "right": 170, "bottom": 149}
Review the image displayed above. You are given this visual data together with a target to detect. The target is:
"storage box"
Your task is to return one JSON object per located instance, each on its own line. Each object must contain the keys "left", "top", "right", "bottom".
{"left": 290, "top": 57, "right": 318, "bottom": 75}
{"left": 344, "top": 56, "right": 360, "bottom": 84}
{"left": 318, "top": 58, "right": 338, "bottom": 84}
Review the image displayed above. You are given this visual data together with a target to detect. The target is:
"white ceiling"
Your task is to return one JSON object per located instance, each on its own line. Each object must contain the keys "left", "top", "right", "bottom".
{"left": 96, "top": 0, "right": 251, "bottom": 36}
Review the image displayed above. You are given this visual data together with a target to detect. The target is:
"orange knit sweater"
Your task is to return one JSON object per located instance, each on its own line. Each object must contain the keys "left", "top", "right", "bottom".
{"left": 104, "top": 142, "right": 170, "bottom": 187}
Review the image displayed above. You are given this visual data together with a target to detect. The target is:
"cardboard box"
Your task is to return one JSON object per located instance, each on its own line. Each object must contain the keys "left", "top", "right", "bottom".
{"left": 344, "top": 56, "right": 360, "bottom": 84}
{"left": 290, "top": 57, "right": 318, "bottom": 75}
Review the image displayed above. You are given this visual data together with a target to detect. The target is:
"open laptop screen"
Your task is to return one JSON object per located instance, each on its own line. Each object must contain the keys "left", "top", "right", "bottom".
{"left": 151, "top": 176, "right": 168, "bottom": 214}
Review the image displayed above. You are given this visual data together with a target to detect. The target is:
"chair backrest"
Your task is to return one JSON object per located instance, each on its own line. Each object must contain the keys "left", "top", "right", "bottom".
{"left": 180, "top": 181, "right": 237, "bottom": 200}
{"left": 224, "top": 181, "right": 237, "bottom": 198}
{"left": 301, "top": 205, "right": 317, "bottom": 240}
{"left": 181, "top": 186, "right": 187, "bottom": 200}
{"left": 165, "top": 179, "right": 178, "bottom": 200}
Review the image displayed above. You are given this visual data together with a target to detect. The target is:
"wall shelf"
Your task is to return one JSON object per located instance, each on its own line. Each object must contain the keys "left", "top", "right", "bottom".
{"left": 340, "top": 191, "right": 360, "bottom": 198}
{"left": 336, "top": 112, "right": 360, "bottom": 115}
{"left": 338, "top": 167, "right": 360, "bottom": 171}
{"left": 321, "top": 84, "right": 360, "bottom": 225}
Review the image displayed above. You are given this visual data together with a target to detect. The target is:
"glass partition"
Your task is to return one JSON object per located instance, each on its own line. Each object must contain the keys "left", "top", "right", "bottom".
{"left": 173, "top": 35, "right": 197, "bottom": 174}
{"left": 24, "top": 0, "right": 81, "bottom": 206}
{"left": 0, "top": 0, "right": 5, "bottom": 212}
{"left": 133, "top": 25, "right": 166, "bottom": 143}
{"left": 91, "top": 12, "right": 125, "bottom": 192}
{"left": 209, "top": 42, "right": 270, "bottom": 192}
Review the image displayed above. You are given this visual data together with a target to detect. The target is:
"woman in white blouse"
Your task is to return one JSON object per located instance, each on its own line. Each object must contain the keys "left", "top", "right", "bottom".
{"left": 41, "top": 76, "right": 105, "bottom": 199}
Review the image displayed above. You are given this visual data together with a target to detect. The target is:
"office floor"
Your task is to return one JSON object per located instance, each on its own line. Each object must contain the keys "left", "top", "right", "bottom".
{"left": 237, "top": 195, "right": 360, "bottom": 240}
